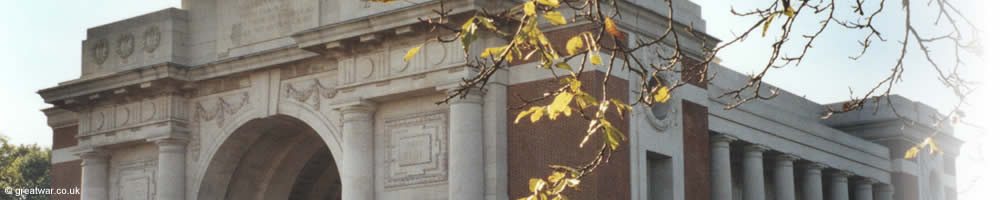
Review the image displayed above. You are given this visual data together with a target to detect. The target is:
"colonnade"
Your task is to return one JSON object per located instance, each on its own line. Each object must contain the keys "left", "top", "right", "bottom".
{"left": 710, "top": 134, "right": 894, "bottom": 200}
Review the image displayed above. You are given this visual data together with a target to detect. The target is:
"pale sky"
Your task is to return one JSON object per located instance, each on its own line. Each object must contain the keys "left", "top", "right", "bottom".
{"left": 1, "top": 0, "right": 996, "bottom": 199}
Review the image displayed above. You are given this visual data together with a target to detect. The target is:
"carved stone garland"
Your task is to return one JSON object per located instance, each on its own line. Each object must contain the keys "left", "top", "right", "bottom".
{"left": 284, "top": 79, "right": 338, "bottom": 110}
{"left": 194, "top": 92, "right": 249, "bottom": 128}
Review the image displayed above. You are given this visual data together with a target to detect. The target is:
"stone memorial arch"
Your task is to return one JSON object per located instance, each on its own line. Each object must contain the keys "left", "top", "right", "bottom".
{"left": 39, "top": 0, "right": 962, "bottom": 200}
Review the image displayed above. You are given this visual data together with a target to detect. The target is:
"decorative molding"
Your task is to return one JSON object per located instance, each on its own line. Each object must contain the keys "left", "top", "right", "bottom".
{"left": 284, "top": 79, "right": 337, "bottom": 110}
{"left": 383, "top": 111, "right": 448, "bottom": 189}
{"left": 194, "top": 92, "right": 250, "bottom": 128}
{"left": 92, "top": 39, "right": 109, "bottom": 65}
{"left": 117, "top": 33, "right": 135, "bottom": 59}
{"left": 143, "top": 26, "right": 161, "bottom": 53}
{"left": 79, "top": 95, "right": 176, "bottom": 136}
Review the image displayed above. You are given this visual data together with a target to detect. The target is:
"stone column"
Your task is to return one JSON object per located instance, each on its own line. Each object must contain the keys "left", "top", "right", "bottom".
{"left": 830, "top": 171, "right": 852, "bottom": 200}
{"left": 854, "top": 179, "right": 875, "bottom": 200}
{"left": 448, "top": 90, "right": 485, "bottom": 200}
{"left": 802, "top": 162, "right": 826, "bottom": 200}
{"left": 774, "top": 154, "right": 798, "bottom": 200}
{"left": 874, "top": 183, "right": 894, "bottom": 200}
{"left": 742, "top": 144, "right": 768, "bottom": 200}
{"left": 79, "top": 149, "right": 109, "bottom": 200}
{"left": 336, "top": 101, "right": 376, "bottom": 200}
{"left": 154, "top": 138, "right": 187, "bottom": 200}
{"left": 710, "top": 134, "right": 737, "bottom": 200}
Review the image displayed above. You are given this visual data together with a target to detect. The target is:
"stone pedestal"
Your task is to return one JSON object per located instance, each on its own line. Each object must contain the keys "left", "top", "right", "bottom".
{"left": 710, "top": 134, "right": 736, "bottom": 200}
{"left": 803, "top": 163, "right": 826, "bottom": 200}
{"left": 742, "top": 144, "right": 768, "bottom": 200}
{"left": 337, "top": 102, "right": 376, "bottom": 200}
{"left": 154, "top": 138, "right": 187, "bottom": 200}
{"left": 774, "top": 154, "right": 798, "bottom": 200}
{"left": 79, "top": 150, "right": 109, "bottom": 200}
{"left": 448, "top": 91, "right": 485, "bottom": 200}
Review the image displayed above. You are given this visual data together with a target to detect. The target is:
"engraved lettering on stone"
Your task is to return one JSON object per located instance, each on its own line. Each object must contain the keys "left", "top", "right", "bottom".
{"left": 224, "top": 0, "right": 317, "bottom": 47}
{"left": 284, "top": 79, "right": 337, "bottom": 110}
{"left": 194, "top": 92, "right": 250, "bottom": 128}
{"left": 384, "top": 111, "right": 448, "bottom": 189}
{"left": 142, "top": 26, "right": 161, "bottom": 53}
{"left": 117, "top": 33, "right": 135, "bottom": 59}
{"left": 92, "top": 39, "right": 109, "bottom": 65}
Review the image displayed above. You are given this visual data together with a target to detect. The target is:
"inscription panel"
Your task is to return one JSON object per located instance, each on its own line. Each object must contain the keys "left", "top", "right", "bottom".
{"left": 219, "top": 0, "right": 318, "bottom": 52}
{"left": 384, "top": 111, "right": 448, "bottom": 189}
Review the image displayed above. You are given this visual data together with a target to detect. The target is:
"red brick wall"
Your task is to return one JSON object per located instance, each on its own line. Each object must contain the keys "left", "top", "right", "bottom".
{"left": 682, "top": 100, "right": 710, "bottom": 200}
{"left": 507, "top": 71, "right": 630, "bottom": 199}
{"left": 52, "top": 126, "right": 77, "bottom": 149}
{"left": 51, "top": 160, "right": 81, "bottom": 200}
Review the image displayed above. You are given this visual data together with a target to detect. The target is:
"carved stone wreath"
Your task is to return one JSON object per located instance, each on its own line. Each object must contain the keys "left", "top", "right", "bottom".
{"left": 143, "top": 26, "right": 161, "bottom": 53}
{"left": 92, "top": 39, "right": 109, "bottom": 64}
{"left": 117, "top": 33, "right": 135, "bottom": 59}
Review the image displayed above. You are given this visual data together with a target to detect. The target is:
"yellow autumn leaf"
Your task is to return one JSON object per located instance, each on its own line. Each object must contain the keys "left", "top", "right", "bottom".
{"left": 547, "top": 171, "right": 566, "bottom": 183}
{"left": 762, "top": 13, "right": 776, "bottom": 37}
{"left": 534, "top": 0, "right": 559, "bottom": 8}
{"left": 543, "top": 11, "right": 566, "bottom": 25}
{"left": 547, "top": 92, "right": 574, "bottom": 119}
{"left": 654, "top": 86, "right": 671, "bottom": 102}
{"left": 555, "top": 62, "right": 573, "bottom": 72}
{"left": 403, "top": 44, "right": 422, "bottom": 62}
{"left": 904, "top": 146, "right": 921, "bottom": 159}
{"left": 524, "top": 2, "right": 536, "bottom": 16}
{"left": 566, "top": 35, "right": 584, "bottom": 55}
{"left": 589, "top": 52, "right": 602, "bottom": 65}
{"left": 783, "top": 7, "right": 796, "bottom": 17}
{"left": 604, "top": 17, "right": 624, "bottom": 40}
{"left": 529, "top": 178, "right": 547, "bottom": 192}
{"left": 531, "top": 106, "right": 545, "bottom": 123}
{"left": 481, "top": 46, "right": 508, "bottom": 59}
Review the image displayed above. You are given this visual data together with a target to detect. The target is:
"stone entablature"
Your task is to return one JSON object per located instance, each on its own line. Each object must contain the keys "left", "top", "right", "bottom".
{"left": 82, "top": 8, "right": 189, "bottom": 78}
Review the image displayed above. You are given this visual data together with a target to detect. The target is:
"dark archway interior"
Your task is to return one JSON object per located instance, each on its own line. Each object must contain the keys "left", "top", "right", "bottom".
{"left": 199, "top": 116, "right": 340, "bottom": 200}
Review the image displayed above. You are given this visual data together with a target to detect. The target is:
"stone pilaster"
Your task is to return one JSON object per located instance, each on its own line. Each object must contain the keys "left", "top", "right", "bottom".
{"left": 802, "top": 162, "right": 827, "bottom": 200}
{"left": 153, "top": 138, "right": 187, "bottom": 200}
{"left": 742, "top": 144, "right": 768, "bottom": 200}
{"left": 447, "top": 90, "right": 485, "bottom": 200}
{"left": 774, "top": 154, "right": 798, "bottom": 200}
{"left": 710, "top": 134, "right": 737, "bottom": 200}
{"left": 830, "top": 171, "right": 853, "bottom": 200}
{"left": 335, "top": 101, "right": 376, "bottom": 200}
{"left": 79, "top": 149, "right": 109, "bottom": 200}
{"left": 855, "top": 178, "right": 875, "bottom": 200}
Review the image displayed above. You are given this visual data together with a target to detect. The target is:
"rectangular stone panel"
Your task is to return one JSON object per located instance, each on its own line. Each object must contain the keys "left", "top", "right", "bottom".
{"left": 217, "top": 0, "right": 318, "bottom": 54}
{"left": 384, "top": 111, "right": 448, "bottom": 189}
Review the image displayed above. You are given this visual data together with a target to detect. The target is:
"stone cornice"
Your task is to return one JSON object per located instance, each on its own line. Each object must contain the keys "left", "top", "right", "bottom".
{"left": 38, "top": 62, "right": 190, "bottom": 109}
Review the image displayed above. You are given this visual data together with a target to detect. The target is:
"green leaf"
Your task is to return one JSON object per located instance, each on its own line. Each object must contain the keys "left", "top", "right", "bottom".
{"left": 575, "top": 92, "right": 597, "bottom": 109}
{"left": 460, "top": 18, "right": 479, "bottom": 51}
{"left": 524, "top": 2, "right": 536, "bottom": 16}
{"left": 589, "top": 52, "right": 602, "bottom": 65}
{"left": 403, "top": 44, "right": 423, "bottom": 62}
{"left": 654, "top": 86, "right": 671, "bottom": 102}
{"left": 543, "top": 11, "right": 567, "bottom": 25}
{"left": 555, "top": 62, "right": 573, "bottom": 72}
{"left": 561, "top": 77, "right": 582, "bottom": 92}
{"left": 601, "top": 119, "right": 622, "bottom": 150}
{"left": 534, "top": 0, "right": 559, "bottom": 8}
{"left": 566, "top": 36, "right": 584, "bottom": 55}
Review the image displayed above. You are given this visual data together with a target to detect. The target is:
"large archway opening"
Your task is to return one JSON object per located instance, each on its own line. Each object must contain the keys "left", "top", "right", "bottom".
{"left": 198, "top": 115, "right": 341, "bottom": 200}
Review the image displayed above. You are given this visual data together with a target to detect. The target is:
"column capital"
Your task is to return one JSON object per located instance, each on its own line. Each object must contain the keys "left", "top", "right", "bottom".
{"left": 333, "top": 99, "right": 376, "bottom": 114}
{"left": 803, "top": 162, "right": 829, "bottom": 170}
{"left": 855, "top": 178, "right": 877, "bottom": 185}
{"left": 744, "top": 144, "right": 769, "bottom": 153}
{"left": 831, "top": 170, "right": 855, "bottom": 178}
{"left": 75, "top": 148, "right": 109, "bottom": 159}
{"left": 711, "top": 134, "right": 738, "bottom": 143}
{"left": 776, "top": 153, "right": 800, "bottom": 161}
